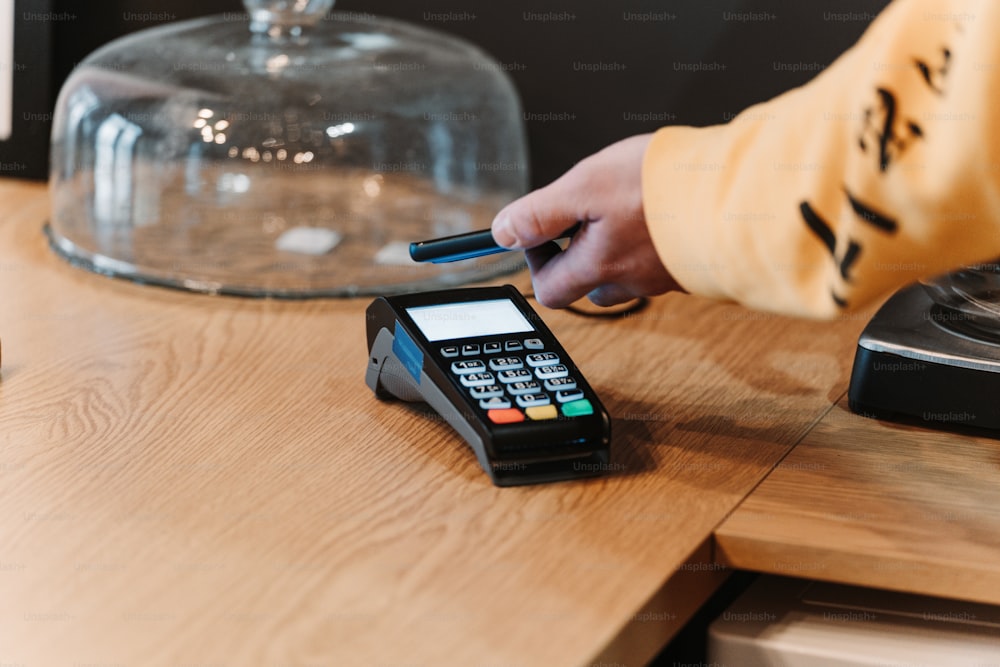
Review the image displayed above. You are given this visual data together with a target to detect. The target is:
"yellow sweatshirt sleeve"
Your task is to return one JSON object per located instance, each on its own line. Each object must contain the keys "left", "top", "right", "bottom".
{"left": 642, "top": 0, "right": 1000, "bottom": 318}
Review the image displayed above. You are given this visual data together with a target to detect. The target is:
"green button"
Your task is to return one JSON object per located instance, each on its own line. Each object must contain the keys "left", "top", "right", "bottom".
{"left": 561, "top": 399, "right": 594, "bottom": 417}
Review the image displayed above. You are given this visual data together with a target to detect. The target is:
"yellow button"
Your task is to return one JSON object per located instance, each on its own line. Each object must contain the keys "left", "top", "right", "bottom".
{"left": 525, "top": 405, "right": 558, "bottom": 421}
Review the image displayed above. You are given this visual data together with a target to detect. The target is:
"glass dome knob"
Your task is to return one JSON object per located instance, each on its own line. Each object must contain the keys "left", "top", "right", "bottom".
{"left": 243, "top": 0, "right": 335, "bottom": 36}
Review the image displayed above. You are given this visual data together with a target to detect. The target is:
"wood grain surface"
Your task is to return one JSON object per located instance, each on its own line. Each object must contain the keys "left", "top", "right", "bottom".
{"left": 0, "top": 180, "right": 869, "bottom": 666}
{"left": 716, "top": 398, "right": 1000, "bottom": 606}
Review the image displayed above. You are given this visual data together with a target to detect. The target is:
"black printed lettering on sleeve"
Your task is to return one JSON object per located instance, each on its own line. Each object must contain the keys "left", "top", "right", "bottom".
{"left": 799, "top": 202, "right": 837, "bottom": 256}
{"left": 799, "top": 201, "right": 857, "bottom": 307}
{"left": 914, "top": 47, "right": 952, "bottom": 95}
{"left": 799, "top": 189, "right": 899, "bottom": 308}
{"left": 858, "top": 88, "right": 924, "bottom": 173}
{"left": 844, "top": 188, "right": 899, "bottom": 233}
{"left": 808, "top": 24, "right": 962, "bottom": 308}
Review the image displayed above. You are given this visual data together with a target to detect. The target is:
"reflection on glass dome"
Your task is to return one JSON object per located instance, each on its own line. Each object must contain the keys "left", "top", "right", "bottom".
{"left": 48, "top": 0, "right": 529, "bottom": 297}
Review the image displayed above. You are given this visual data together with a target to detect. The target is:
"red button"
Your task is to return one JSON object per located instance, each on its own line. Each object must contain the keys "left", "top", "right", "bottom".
{"left": 488, "top": 408, "right": 525, "bottom": 424}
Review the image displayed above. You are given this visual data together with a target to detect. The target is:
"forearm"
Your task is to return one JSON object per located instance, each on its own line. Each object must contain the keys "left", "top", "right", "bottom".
{"left": 642, "top": 0, "right": 1000, "bottom": 318}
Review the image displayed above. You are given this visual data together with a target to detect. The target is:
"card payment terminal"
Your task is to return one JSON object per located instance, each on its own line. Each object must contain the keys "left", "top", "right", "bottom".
{"left": 365, "top": 285, "right": 611, "bottom": 486}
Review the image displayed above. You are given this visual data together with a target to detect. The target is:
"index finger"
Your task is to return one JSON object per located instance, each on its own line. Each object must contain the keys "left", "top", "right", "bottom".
{"left": 492, "top": 175, "right": 590, "bottom": 249}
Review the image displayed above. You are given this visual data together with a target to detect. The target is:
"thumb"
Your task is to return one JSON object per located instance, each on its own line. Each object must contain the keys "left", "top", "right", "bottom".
{"left": 491, "top": 176, "right": 587, "bottom": 249}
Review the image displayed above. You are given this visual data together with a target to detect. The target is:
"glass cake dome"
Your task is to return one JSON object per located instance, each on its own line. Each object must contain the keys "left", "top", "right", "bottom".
{"left": 48, "top": 0, "right": 528, "bottom": 297}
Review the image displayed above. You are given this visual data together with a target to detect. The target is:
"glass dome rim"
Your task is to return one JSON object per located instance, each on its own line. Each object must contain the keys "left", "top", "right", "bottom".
{"left": 44, "top": 222, "right": 526, "bottom": 300}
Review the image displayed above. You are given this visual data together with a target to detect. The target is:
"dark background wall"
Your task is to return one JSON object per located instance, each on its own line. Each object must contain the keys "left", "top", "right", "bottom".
{"left": 336, "top": 0, "right": 892, "bottom": 186}
{"left": 10, "top": 0, "right": 890, "bottom": 183}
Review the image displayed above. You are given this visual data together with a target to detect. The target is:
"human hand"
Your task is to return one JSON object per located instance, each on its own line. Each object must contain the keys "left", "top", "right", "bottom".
{"left": 491, "top": 134, "right": 681, "bottom": 309}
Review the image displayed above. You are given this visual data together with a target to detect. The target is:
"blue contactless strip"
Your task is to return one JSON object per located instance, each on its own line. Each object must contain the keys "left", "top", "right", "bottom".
{"left": 392, "top": 321, "right": 424, "bottom": 384}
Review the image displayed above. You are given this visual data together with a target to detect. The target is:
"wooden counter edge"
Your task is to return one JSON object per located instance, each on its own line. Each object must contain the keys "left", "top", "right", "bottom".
{"left": 591, "top": 538, "right": 731, "bottom": 666}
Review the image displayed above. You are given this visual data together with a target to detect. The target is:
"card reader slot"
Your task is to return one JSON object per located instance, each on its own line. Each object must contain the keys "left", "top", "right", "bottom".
{"left": 491, "top": 435, "right": 597, "bottom": 454}
{"left": 489, "top": 451, "right": 610, "bottom": 486}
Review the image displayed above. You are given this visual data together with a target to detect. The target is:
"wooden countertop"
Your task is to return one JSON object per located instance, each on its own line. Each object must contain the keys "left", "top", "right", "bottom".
{"left": 0, "top": 179, "right": 870, "bottom": 665}
{"left": 716, "top": 396, "right": 1000, "bottom": 605}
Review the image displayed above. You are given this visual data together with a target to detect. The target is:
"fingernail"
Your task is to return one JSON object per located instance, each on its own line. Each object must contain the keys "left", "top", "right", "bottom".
{"left": 492, "top": 214, "right": 517, "bottom": 248}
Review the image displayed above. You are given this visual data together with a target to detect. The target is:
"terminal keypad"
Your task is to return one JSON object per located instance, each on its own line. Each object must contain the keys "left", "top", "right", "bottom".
{"left": 444, "top": 338, "right": 594, "bottom": 424}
